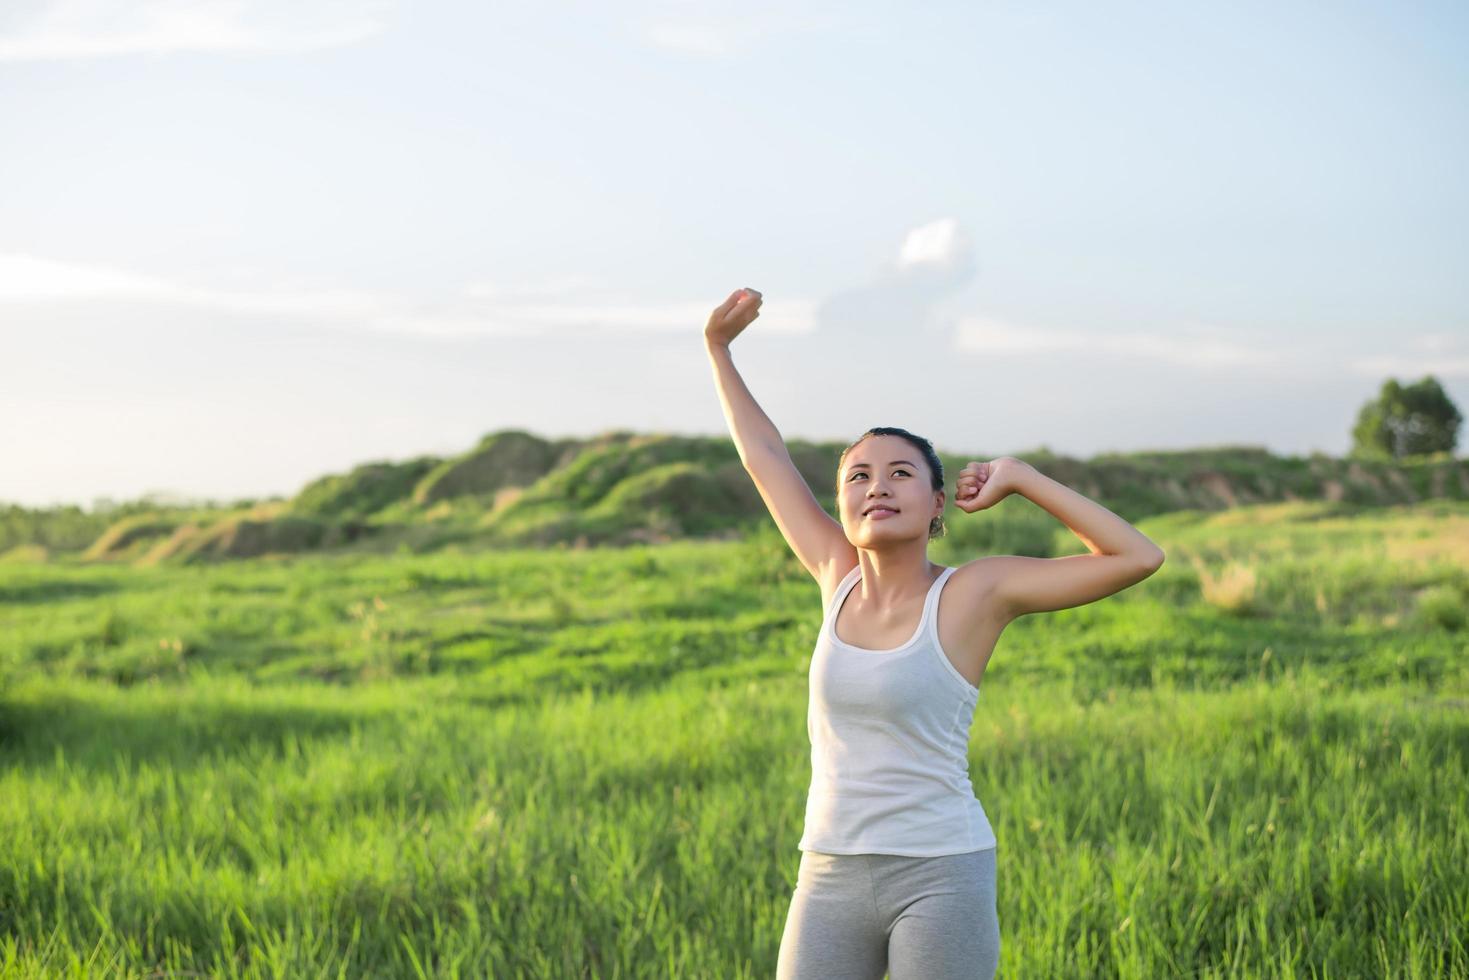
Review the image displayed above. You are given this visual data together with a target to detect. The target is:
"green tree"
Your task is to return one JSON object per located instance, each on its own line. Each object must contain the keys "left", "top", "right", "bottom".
{"left": 1351, "top": 376, "right": 1462, "bottom": 459}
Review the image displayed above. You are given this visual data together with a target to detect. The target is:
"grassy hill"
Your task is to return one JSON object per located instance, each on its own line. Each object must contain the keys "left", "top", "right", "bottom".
{"left": 4, "top": 430, "right": 1466, "bottom": 565}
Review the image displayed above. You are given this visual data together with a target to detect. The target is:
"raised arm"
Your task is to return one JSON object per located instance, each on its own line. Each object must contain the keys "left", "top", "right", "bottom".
{"left": 704, "top": 289, "right": 855, "bottom": 583}
{"left": 951, "top": 456, "right": 1165, "bottom": 620}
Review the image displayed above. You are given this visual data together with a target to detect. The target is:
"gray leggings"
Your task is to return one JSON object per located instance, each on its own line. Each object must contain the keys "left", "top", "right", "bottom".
{"left": 777, "top": 846, "right": 1000, "bottom": 980}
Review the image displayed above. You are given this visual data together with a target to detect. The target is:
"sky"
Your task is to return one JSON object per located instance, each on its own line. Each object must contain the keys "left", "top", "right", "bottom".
{"left": 2, "top": 0, "right": 1466, "bottom": 509}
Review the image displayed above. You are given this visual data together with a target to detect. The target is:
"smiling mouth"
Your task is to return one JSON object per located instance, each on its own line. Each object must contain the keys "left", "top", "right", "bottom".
{"left": 864, "top": 507, "right": 899, "bottom": 517}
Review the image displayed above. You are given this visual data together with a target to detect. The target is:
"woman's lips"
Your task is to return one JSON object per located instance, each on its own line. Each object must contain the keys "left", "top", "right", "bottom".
{"left": 866, "top": 508, "right": 898, "bottom": 519}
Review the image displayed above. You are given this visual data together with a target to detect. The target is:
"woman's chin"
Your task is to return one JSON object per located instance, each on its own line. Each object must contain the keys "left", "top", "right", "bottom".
{"left": 857, "top": 523, "right": 913, "bottom": 542}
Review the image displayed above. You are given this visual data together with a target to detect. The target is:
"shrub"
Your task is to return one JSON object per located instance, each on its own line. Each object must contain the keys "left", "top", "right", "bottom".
{"left": 1414, "top": 584, "right": 1467, "bottom": 631}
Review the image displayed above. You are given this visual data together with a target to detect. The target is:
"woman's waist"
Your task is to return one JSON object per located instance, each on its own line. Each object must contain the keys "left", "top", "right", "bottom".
{"left": 808, "top": 769, "right": 977, "bottom": 799}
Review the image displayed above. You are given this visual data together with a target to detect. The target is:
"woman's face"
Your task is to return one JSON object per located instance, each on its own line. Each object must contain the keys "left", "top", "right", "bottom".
{"left": 837, "top": 435, "right": 943, "bottom": 546}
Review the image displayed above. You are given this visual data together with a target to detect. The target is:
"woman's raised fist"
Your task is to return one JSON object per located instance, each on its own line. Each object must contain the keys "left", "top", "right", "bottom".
{"left": 704, "top": 287, "right": 763, "bottom": 347}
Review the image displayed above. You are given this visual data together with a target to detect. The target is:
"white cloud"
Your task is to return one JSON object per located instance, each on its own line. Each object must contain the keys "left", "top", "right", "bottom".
{"left": 953, "top": 315, "right": 1469, "bottom": 379}
{"left": 642, "top": 21, "right": 731, "bottom": 58}
{"left": 1345, "top": 327, "right": 1469, "bottom": 379}
{"left": 1346, "top": 353, "right": 1469, "bottom": 379}
{"left": 636, "top": 2, "right": 843, "bottom": 59}
{"left": 1347, "top": 330, "right": 1468, "bottom": 377}
{"left": 1403, "top": 332, "right": 1464, "bottom": 355}
{"left": 952, "top": 315, "right": 1294, "bottom": 371}
{"left": 0, "top": 252, "right": 819, "bottom": 338}
{"left": 0, "top": 254, "right": 180, "bottom": 299}
{"left": 462, "top": 277, "right": 610, "bottom": 301}
{"left": 815, "top": 216, "right": 977, "bottom": 337}
{"left": 897, "top": 217, "right": 972, "bottom": 273}
{"left": 0, "top": 0, "right": 392, "bottom": 61}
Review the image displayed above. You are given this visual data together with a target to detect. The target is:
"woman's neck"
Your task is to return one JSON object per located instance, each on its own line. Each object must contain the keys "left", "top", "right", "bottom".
{"left": 853, "top": 549, "right": 939, "bottom": 608}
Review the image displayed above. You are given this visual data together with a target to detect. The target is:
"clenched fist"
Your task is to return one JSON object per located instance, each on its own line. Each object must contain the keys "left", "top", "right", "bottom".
{"left": 705, "top": 288, "right": 762, "bottom": 347}
{"left": 953, "top": 457, "right": 1031, "bottom": 513}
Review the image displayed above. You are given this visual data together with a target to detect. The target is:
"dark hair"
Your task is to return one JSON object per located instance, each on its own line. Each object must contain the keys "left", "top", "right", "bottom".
{"left": 836, "top": 426, "right": 947, "bottom": 539}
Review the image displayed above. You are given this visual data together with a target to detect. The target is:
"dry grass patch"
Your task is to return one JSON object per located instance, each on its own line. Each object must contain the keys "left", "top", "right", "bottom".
{"left": 1193, "top": 558, "right": 1259, "bottom": 615}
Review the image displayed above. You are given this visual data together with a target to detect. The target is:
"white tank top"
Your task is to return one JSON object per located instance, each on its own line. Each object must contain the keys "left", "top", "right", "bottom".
{"left": 798, "top": 563, "right": 997, "bottom": 857}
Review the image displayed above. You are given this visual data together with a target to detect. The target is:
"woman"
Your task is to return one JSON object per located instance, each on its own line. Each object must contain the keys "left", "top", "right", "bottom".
{"left": 704, "top": 287, "right": 1166, "bottom": 979}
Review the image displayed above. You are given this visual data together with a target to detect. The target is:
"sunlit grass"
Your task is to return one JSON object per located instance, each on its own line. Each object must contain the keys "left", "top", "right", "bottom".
{"left": 1, "top": 501, "right": 1466, "bottom": 977}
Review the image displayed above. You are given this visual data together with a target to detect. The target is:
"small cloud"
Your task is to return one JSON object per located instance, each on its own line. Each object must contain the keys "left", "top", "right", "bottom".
{"left": 952, "top": 314, "right": 1291, "bottom": 371}
{"left": 1346, "top": 353, "right": 1469, "bottom": 379}
{"left": 1404, "top": 332, "right": 1463, "bottom": 355}
{"left": 642, "top": 21, "right": 732, "bottom": 58}
{"left": 1344, "top": 331, "right": 1469, "bottom": 377}
{"left": 0, "top": 253, "right": 180, "bottom": 300}
{"left": 952, "top": 316, "right": 1085, "bottom": 355}
{"left": 0, "top": 252, "right": 819, "bottom": 339}
{"left": 462, "top": 276, "right": 611, "bottom": 301}
{"left": 897, "top": 217, "right": 973, "bottom": 275}
{"left": 815, "top": 216, "right": 977, "bottom": 337}
{"left": 0, "top": 0, "right": 393, "bottom": 61}
{"left": 637, "top": 3, "right": 843, "bottom": 59}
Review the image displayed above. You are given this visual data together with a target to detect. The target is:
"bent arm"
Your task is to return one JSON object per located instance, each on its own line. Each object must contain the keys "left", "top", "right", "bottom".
{"left": 986, "top": 465, "right": 1164, "bottom": 619}
{"left": 1014, "top": 465, "right": 1163, "bottom": 562}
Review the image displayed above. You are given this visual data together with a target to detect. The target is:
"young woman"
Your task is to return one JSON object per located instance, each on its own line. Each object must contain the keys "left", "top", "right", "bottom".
{"left": 704, "top": 287, "right": 1166, "bottom": 979}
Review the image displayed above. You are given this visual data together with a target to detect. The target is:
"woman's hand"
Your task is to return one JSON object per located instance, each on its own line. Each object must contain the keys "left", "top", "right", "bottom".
{"left": 704, "top": 288, "right": 762, "bottom": 347}
{"left": 953, "top": 457, "right": 1032, "bottom": 513}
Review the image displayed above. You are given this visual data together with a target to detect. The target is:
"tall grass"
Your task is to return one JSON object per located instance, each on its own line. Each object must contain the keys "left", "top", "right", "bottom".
{"left": 1, "top": 500, "right": 1465, "bottom": 977}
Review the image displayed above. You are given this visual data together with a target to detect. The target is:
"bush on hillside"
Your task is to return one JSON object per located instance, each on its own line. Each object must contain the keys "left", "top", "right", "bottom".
{"left": 292, "top": 457, "right": 442, "bottom": 520}
{"left": 596, "top": 461, "right": 751, "bottom": 538}
{"left": 83, "top": 514, "right": 184, "bottom": 561}
{"left": 536, "top": 434, "right": 741, "bottom": 506}
{"left": 141, "top": 515, "right": 372, "bottom": 563}
{"left": 412, "top": 430, "right": 569, "bottom": 506}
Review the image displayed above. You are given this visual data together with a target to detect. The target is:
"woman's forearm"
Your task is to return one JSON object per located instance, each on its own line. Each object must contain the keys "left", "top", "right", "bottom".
{"left": 1012, "top": 465, "right": 1164, "bottom": 562}
{"left": 705, "top": 337, "right": 786, "bottom": 464}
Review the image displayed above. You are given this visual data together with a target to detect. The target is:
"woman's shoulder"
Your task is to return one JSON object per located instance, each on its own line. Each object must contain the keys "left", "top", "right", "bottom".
{"left": 943, "top": 557, "right": 1018, "bottom": 627}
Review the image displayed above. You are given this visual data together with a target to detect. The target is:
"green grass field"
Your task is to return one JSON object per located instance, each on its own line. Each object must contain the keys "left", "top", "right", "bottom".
{"left": 2, "top": 500, "right": 1466, "bottom": 977}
